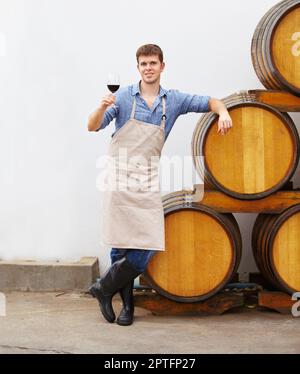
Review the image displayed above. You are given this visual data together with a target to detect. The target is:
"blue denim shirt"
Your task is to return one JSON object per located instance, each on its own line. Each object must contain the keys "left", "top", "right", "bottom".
{"left": 97, "top": 82, "right": 211, "bottom": 140}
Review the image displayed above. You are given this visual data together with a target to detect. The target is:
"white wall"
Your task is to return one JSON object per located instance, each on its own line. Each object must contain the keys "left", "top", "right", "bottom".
{"left": 0, "top": 0, "right": 298, "bottom": 275}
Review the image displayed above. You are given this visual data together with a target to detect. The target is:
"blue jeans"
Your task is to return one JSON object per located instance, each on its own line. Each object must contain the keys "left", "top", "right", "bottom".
{"left": 110, "top": 248, "right": 156, "bottom": 273}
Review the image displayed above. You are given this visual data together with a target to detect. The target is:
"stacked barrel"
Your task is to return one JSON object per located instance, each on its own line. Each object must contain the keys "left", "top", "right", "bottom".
{"left": 251, "top": 0, "right": 300, "bottom": 96}
{"left": 144, "top": 0, "right": 300, "bottom": 302}
{"left": 192, "top": 93, "right": 299, "bottom": 200}
{"left": 251, "top": 0, "right": 300, "bottom": 295}
{"left": 252, "top": 205, "right": 300, "bottom": 295}
{"left": 145, "top": 199, "right": 242, "bottom": 302}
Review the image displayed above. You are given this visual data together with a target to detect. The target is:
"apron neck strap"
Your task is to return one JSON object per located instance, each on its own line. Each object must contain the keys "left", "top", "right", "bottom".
{"left": 161, "top": 96, "right": 166, "bottom": 129}
{"left": 130, "top": 97, "right": 137, "bottom": 119}
{"left": 130, "top": 96, "right": 166, "bottom": 129}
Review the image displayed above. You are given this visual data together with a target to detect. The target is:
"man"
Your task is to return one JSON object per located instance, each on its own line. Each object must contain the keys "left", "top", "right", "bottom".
{"left": 87, "top": 44, "right": 232, "bottom": 326}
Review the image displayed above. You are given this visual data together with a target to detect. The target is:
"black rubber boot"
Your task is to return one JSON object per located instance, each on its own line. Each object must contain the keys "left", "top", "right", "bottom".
{"left": 89, "top": 257, "right": 140, "bottom": 323}
{"left": 116, "top": 280, "right": 134, "bottom": 326}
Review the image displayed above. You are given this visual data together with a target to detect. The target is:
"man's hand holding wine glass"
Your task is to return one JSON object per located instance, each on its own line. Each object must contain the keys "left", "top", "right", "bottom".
{"left": 100, "top": 94, "right": 116, "bottom": 110}
{"left": 87, "top": 73, "right": 120, "bottom": 131}
{"left": 104, "top": 72, "right": 120, "bottom": 109}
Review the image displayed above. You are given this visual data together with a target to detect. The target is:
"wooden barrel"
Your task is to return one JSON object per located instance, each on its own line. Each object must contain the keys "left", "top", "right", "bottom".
{"left": 192, "top": 92, "right": 299, "bottom": 200}
{"left": 143, "top": 193, "right": 242, "bottom": 302}
{"left": 251, "top": 0, "right": 300, "bottom": 96}
{"left": 252, "top": 204, "right": 300, "bottom": 294}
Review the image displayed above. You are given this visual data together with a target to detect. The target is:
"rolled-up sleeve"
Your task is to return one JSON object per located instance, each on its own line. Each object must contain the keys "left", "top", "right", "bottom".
{"left": 175, "top": 91, "right": 211, "bottom": 115}
{"left": 96, "top": 105, "right": 119, "bottom": 131}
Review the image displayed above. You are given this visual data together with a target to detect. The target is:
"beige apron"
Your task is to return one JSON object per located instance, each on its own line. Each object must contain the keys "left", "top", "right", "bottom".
{"left": 102, "top": 96, "right": 166, "bottom": 251}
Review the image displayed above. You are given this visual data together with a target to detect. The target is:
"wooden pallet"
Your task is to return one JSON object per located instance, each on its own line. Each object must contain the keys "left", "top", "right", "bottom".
{"left": 134, "top": 288, "right": 298, "bottom": 316}
{"left": 192, "top": 183, "right": 300, "bottom": 214}
{"left": 134, "top": 290, "right": 244, "bottom": 316}
{"left": 247, "top": 89, "right": 300, "bottom": 112}
{"left": 249, "top": 273, "right": 299, "bottom": 315}
{"left": 258, "top": 291, "right": 296, "bottom": 315}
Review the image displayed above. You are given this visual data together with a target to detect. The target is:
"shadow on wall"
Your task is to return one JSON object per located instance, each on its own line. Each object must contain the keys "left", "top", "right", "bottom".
{"left": 233, "top": 212, "right": 258, "bottom": 277}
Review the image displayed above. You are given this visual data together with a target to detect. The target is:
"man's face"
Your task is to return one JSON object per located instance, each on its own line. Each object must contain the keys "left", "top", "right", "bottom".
{"left": 137, "top": 55, "right": 165, "bottom": 85}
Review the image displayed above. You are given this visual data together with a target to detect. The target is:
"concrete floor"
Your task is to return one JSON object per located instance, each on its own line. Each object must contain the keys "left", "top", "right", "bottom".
{"left": 0, "top": 291, "right": 299, "bottom": 354}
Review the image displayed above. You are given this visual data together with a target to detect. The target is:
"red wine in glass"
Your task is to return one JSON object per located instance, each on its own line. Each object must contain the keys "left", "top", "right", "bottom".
{"left": 107, "top": 84, "right": 120, "bottom": 93}
{"left": 107, "top": 73, "right": 120, "bottom": 93}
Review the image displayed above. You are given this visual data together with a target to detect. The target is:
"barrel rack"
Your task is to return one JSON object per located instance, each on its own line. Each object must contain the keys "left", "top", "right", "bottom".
{"left": 134, "top": 90, "right": 300, "bottom": 316}
{"left": 135, "top": 184, "right": 300, "bottom": 316}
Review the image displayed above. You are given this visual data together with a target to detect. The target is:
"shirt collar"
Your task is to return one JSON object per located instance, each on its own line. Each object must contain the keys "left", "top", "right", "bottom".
{"left": 131, "top": 81, "right": 167, "bottom": 97}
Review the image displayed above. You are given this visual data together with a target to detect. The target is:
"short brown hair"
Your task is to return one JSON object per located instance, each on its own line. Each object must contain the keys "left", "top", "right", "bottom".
{"left": 136, "top": 44, "right": 164, "bottom": 63}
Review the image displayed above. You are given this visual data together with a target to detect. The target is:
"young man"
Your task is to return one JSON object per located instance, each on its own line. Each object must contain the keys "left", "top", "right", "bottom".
{"left": 87, "top": 44, "right": 232, "bottom": 326}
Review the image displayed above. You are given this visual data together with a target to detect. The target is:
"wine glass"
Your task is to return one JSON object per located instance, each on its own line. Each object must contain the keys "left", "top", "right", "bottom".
{"left": 107, "top": 73, "right": 120, "bottom": 94}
